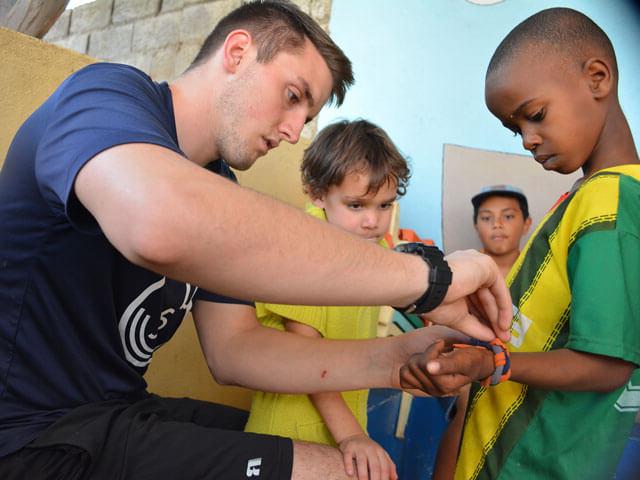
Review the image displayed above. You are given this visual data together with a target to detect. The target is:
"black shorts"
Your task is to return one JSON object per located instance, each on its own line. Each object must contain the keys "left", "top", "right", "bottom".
{"left": 0, "top": 395, "right": 293, "bottom": 480}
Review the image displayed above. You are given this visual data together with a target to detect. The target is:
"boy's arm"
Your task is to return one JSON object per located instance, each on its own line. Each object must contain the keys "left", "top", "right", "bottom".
{"left": 402, "top": 342, "right": 636, "bottom": 394}
{"left": 284, "top": 320, "right": 397, "bottom": 480}
{"left": 503, "top": 349, "right": 635, "bottom": 391}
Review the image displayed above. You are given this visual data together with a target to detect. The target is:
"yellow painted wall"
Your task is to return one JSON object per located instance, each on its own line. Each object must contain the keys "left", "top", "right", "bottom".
{"left": 1, "top": 27, "right": 309, "bottom": 410}
{"left": 0, "top": 28, "right": 94, "bottom": 165}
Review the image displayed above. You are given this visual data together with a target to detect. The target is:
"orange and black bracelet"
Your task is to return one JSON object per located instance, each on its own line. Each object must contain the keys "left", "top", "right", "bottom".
{"left": 452, "top": 338, "right": 511, "bottom": 387}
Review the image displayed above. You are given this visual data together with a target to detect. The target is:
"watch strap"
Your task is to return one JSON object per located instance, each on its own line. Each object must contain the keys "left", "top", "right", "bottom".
{"left": 393, "top": 243, "right": 452, "bottom": 314}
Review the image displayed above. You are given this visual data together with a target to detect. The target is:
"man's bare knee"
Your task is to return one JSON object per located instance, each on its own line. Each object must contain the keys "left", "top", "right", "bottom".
{"left": 290, "top": 441, "right": 349, "bottom": 480}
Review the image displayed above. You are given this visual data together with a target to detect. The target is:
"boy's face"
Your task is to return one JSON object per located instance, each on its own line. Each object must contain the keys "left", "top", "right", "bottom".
{"left": 474, "top": 196, "right": 531, "bottom": 257}
{"left": 313, "top": 169, "right": 397, "bottom": 242}
{"left": 485, "top": 51, "right": 605, "bottom": 176}
{"left": 215, "top": 38, "right": 333, "bottom": 171}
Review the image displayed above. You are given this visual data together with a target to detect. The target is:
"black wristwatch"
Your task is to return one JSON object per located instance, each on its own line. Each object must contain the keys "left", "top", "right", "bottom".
{"left": 393, "top": 242, "right": 452, "bottom": 314}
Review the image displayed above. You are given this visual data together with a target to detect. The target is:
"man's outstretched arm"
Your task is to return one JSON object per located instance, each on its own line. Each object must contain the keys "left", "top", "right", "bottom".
{"left": 193, "top": 301, "right": 467, "bottom": 393}
{"left": 75, "top": 143, "right": 511, "bottom": 340}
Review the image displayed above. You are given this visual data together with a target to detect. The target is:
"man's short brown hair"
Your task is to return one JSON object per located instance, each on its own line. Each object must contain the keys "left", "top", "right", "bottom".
{"left": 190, "top": 0, "right": 353, "bottom": 106}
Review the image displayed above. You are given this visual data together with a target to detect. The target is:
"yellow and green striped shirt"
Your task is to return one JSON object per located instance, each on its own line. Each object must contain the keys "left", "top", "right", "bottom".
{"left": 456, "top": 165, "right": 640, "bottom": 480}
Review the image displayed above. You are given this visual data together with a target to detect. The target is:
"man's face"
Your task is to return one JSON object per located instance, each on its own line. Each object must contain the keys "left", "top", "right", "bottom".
{"left": 474, "top": 196, "right": 531, "bottom": 257}
{"left": 485, "top": 51, "right": 605, "bottom": 176}
{"left": 215, "top": 38, "right": 333, "bottom": 171}
{"left": 313, "top": 169, "right": 397, "bottom": 242}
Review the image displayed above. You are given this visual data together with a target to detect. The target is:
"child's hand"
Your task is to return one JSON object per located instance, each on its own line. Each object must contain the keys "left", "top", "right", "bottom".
{"left": 338, "top": 434, "right": 397, "bottom": 480}
{"left": 400, "top": 340, "right": 494, "bottom": 395}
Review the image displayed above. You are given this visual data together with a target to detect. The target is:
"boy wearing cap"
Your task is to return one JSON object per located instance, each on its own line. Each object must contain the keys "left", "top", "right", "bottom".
{"left": 471, "top": 185, "right": 532, "bottom": 278}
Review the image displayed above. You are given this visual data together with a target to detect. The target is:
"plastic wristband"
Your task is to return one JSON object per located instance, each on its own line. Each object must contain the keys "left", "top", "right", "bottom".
{"left": 452, "top": 338, "right": 511, "bottom": 387}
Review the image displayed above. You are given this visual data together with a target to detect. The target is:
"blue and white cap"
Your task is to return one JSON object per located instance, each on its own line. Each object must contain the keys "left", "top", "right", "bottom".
{"left": 471, "top": 184, "right": 528, "bottom": 210}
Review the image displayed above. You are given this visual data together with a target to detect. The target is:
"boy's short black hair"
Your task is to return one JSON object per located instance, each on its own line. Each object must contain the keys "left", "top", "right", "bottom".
{"left": 189, "top": 0, "right": 353, "bottom": 106}
{"left": 487, "top": 7, "right": 618, "bottom": 82}
{"left": 472, "top": 184, "right": 529, "bottom": 224}
{"left": 301, "top": 119, "right": 410, "bottom": 200}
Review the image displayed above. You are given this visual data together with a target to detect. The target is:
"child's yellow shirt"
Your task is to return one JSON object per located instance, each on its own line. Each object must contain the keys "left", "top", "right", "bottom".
{"left": 244, "top": 204, "right": 385, "bottom": 445}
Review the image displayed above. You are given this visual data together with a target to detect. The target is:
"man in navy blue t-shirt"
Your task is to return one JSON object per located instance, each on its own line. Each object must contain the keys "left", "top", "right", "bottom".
{"left": 0, "top": 1, "right": 513, "bottom": 479}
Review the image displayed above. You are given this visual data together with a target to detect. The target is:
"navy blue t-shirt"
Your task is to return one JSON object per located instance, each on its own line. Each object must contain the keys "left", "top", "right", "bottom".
{"left": 0, "top": 63, "right": 247, "bottom": 456}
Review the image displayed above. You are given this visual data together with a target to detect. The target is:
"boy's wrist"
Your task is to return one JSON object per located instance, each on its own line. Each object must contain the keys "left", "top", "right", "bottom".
{"left": 453, "top": 338, "right": 512, "bottom": 387}
{"left": 336, "top": 432, "right": 367, "bottom": 446}
{"left": 480, "top": 349, "right": 496, "bottom": 382}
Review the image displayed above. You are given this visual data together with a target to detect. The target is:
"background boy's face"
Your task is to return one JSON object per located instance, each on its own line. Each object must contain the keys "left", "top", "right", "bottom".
{"left": 313, "top": 169, "right": 397, "bottom": 242}
{"left": 484, "top": 50, "right": 605, "bottom": 176}
{"left": 474, "top": 195, "right": 531, "bottom": 257}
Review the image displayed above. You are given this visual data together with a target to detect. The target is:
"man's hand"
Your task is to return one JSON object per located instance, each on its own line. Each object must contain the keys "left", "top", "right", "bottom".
{"left": 399, "top": 340, "right": 494, "bottom": 396}
{"left": 423, "top": 250, "right": 512, "bottom": 342}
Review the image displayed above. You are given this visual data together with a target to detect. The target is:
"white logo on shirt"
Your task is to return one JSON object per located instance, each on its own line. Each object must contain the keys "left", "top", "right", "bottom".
{"left": 509, "top": 304, "right": 532, "bottom": 348}
{"left": 246, "top": 457, "right": 262, "bottom": 477}
{"left": 615, "top": 381, "right": 640, "bottom": 413}
{"left": 118, "top": 278, "right": 196, "bottom": 367}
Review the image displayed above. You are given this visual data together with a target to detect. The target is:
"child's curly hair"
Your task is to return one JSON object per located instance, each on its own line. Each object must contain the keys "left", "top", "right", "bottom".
{"left": 301, "top": 119, "right": 410, "bottom": 200}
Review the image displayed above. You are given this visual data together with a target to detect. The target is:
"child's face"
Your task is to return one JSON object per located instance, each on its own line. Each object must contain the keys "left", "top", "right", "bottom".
{"left": 485, "top": 53, "right": 605, "bottom": 176}
{"left": 313, "top": 169, "right": 397, "bottom": 242}
{"left": 474, "top": 196, "right": 531, "bottom": 257}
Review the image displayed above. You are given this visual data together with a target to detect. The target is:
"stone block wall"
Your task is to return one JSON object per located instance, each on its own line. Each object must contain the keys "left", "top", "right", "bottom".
{"left": 44, "top": 0, "right": 332, "bottom": 83}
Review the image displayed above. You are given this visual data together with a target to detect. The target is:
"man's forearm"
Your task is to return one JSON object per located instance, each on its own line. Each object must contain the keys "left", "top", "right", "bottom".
{"left": 210, "top": 324, "right": 400, "bottom": 393}
{"left": 77, "top": 144, "right": 513, "bottom": 341}
{"left": 210, "top": 323, "right": 467, "bottom": 394}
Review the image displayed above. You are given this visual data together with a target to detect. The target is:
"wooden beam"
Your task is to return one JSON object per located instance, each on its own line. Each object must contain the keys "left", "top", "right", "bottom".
{"left": 0, "top": 0, "right": 70, "bottom": 38}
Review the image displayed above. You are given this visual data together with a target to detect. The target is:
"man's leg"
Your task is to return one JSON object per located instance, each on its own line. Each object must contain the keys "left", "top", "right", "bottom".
{"left": 0, "top": 444, "right": 90, "bottom": 480}
{"left": 159, "top": 397, "right": 354, "bottom": 479}
{"left": 291, "top": 442, "right": 352, "bottom": 480}
{"left": 2, "top": 396, "right": 292, "bottom": 480}
{"left": 91, "top": 396, "right": 292, "bottom": 480}
{"left": 154, "top": 395, "right": 249, "bottom": 430}
{"left": 0, "top": 396, "right": 354, "bottom": 480}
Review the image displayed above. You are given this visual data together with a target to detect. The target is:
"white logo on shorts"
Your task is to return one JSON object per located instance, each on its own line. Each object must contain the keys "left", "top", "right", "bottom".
{"left": 246, "top": 457, "right": 262, "bottom": 477}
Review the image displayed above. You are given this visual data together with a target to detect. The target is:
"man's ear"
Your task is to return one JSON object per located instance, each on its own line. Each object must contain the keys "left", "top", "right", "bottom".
{"left": 222, "top": 30, "right": 252, "bottom": 74}
{"left": 583, "top": 57, "right": 613, "bottom": 99}
{"left": 523, "top": 216, "right": 532, "bottom": 235}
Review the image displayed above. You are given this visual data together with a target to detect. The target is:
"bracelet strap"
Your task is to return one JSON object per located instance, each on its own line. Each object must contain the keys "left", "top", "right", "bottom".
{"left": 452, "top": 338, "right": 511, "bottom": 387}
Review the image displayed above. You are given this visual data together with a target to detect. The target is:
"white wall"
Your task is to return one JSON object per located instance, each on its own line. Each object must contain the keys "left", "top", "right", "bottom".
{"left": 319, "top": 0, "right": 640, "bottom": 245}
